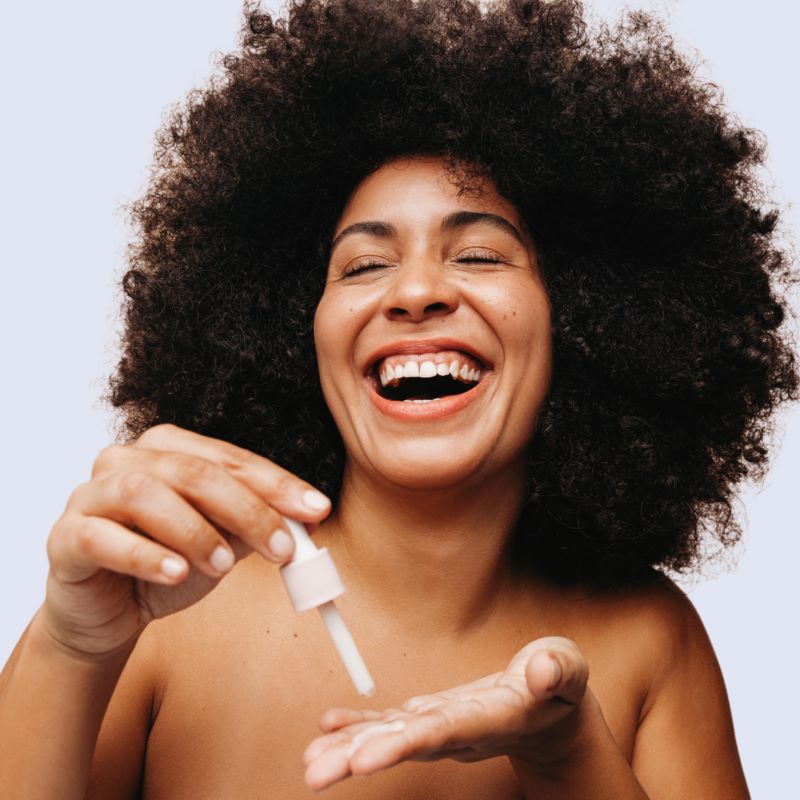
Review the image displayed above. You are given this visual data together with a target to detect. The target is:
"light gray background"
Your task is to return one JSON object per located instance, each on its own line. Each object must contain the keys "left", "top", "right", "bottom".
{"left": 1, "top": 2, "right": 797, "bottom": 796}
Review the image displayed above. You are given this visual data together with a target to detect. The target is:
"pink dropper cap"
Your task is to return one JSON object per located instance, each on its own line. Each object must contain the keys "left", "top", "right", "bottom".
{"left": 279, "top": 517, "right": 375, "bottom": 697}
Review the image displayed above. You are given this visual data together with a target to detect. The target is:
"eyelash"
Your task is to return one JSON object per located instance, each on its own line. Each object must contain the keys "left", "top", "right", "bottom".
{"left": 342, "top": 253, "right": 503, "bottom": 277}
{"left": 342, "top": 261, "right": 388, "bottom": 277}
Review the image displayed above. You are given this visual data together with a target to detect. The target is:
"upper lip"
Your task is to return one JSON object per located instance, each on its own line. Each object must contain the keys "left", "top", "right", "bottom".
{"left": 362, "top": 338, "right": 493, "bottom": 376}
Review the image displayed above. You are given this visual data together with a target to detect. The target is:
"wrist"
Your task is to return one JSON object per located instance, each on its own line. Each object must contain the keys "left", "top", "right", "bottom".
{"left": 35, "top": 605, "right": 141, "bottom": 667}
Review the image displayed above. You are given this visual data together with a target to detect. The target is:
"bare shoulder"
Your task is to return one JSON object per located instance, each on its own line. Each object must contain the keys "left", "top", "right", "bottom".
{"left": 590, "top": 570, "right": 751, "bottom": 798}
{"left": 551, "top": 569, "right": 708, "bottom": 686}
{"left": 550, "top": 569, "right": 750, "bottom": 797}
{"left": 592, "top": 570, "right": 710, "bottom": 689}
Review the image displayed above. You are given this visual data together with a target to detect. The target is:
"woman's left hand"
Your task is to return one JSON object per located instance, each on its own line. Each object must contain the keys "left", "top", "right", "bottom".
{"left": 303, "top": 636, "right": 591, "bottom": 791}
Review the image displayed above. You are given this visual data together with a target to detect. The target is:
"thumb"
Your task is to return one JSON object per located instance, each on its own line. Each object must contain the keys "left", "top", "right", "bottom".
{"left": 524, "top": 637, "right": 589, "bottom": 706}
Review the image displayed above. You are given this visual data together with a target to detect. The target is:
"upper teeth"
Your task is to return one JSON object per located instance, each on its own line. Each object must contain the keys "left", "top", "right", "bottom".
{"left": 378, "top": 356, "right": 482, "bottom": 387}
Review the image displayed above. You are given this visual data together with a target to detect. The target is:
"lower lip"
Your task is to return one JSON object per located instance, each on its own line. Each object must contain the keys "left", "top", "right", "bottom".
{"left": 366, "top": 376, "right": 490, "bottom": 420}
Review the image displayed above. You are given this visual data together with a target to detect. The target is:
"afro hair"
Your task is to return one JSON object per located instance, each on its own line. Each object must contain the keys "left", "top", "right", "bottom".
{"left": 109, "top": 0, "right": 799, "bottom": 585}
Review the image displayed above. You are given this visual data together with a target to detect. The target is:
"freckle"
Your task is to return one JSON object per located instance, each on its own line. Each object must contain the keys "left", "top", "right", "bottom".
{"left": 512, "top": 311, "right": 517, "bottom": 317}
{"left": 402, "top": 652, "right": 406, "bottom": 657}
{"left": 266, "top": 629, "right": 270, "bottom": 634}
{"left": 293, "top": 632, "right": 298, "bottom": 638}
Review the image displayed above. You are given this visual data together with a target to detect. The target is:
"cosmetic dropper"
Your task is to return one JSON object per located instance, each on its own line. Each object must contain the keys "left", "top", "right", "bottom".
{"left": 279, "top": 517, "right": 375, "bottom": 697}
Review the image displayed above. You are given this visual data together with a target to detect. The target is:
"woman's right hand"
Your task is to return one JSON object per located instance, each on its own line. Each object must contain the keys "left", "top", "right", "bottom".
{"left": 41, "top": 424, "right": 332, "bottom": 660}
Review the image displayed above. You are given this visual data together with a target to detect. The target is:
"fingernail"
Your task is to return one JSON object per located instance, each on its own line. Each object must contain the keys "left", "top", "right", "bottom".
{"left": 548, "top": 656, "right": 562, "bottom": 691}
{"left": 209, "top": 545, "right": 235, "bottom": 574}
{"left": 268, "top": 529, "right": 294, "bottom": 560}
{"left": 160, "top": 557, "right": 186, "bottom": 578}
{"left": 302, "top": 489, "right": 330, "bottom": 512}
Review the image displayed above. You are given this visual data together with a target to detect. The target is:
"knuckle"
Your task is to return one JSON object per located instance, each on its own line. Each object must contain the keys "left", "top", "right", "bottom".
{"left": 73, "top": 519, "right": 100, "bottom": 558}
{"left": 125, "top": 538, "right": 152, "bottom": 573}
{"left": 115, "top": 471, "right": 154, "bottom": 503}
{"left": 180, "top": 516, "right": 213, "bottom": 552}
{"left": 273, "top": 470, "right": 295, "bottom": 497}
{"left": 218, "top": 441, "right": 253, "bottom": 472}
{"left": 239, "top": 498, "right": 275, "bottom": 536}
{"left": 137, "top": 422, "right": 177, "bottom": 448}
{"left": 172, "top": 455, "right": 212, "bottom": 487}
{"left": 46, "top": 514, "right": 73, "bottom": 562}
{"left": 92, "top": 444, "right": 126, "bottom": 479}
{"left": 65, "top": 481, "right": 91, "bottom": 510}
{"left": 62, "top": 517, "right": 103, "bottom": 561}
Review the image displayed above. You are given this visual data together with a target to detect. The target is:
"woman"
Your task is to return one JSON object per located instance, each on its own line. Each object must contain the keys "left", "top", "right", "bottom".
{"left": 1, "top": 1, "right": 795, "bottom": 796}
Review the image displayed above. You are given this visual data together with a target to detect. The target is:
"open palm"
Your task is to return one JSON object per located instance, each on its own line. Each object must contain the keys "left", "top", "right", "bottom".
{"left": 303, "top": 636, "right": 590, "bottom": 791}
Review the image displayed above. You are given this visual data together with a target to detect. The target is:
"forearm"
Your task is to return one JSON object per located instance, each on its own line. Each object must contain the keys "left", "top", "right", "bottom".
{"left": 510, "top": 694, "right": 649, "bottom": 800}
{"left": 0, "top": 607, "right": 136, "bottom": 799}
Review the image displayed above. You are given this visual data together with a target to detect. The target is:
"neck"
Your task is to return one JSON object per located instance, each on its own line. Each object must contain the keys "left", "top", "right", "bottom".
{"left": 315, "top": 461, "right": 527, "bottom": 638}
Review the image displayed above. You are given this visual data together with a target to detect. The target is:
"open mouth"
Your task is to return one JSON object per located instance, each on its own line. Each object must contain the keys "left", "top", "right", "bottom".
{"left": 370, "top": 350, "right": 486, "bottom": 403}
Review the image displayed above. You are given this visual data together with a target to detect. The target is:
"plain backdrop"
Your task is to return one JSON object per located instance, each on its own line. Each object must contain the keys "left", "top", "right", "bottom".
{"left": 1, "top": 1, "right": 797, "bottom": 796}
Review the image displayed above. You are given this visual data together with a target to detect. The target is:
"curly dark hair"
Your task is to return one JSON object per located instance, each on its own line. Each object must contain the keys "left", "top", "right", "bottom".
{"left": 108, "top": 0, "right": 799, "bottom": 585}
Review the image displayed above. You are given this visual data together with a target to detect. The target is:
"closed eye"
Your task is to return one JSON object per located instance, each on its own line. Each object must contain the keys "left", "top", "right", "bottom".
{"left": 341, "top": 260, "right": 390, "bottom": 278}
{"left": 455, "top": 249, "right": 505, "bottom": 265}
{"left": 340, "top": 252, "right": 503, "bottom": 278}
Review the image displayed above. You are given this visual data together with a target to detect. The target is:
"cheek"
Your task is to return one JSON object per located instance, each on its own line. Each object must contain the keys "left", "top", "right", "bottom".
{"left": 313, "top": 288, "right": 376, "bottom": 395}
{"left": 313, "top": 296, "right": 346, "bottom": 419}
{"left": 512, "top": 290, "right": 551, "bottom": 347}
{"left": 314, "top": 290, "right": 356, "bottom": 363}
{"left": 476, "top": 274, "right": 551, "bottom": 345}
{"left": 491, "top": 278, "right": 553, "bottom": 410}
{"left": 313, "top": 293, "right": 336, "bottom": 364}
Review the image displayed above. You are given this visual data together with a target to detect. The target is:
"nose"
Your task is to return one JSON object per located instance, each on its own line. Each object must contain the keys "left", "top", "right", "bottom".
{"left": 381, "top": 257, "right": 459, "bottom": 322}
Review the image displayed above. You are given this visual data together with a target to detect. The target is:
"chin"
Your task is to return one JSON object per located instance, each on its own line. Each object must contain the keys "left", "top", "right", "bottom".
{"left": 361, "top": 440, "right": 494, "bottom": 491}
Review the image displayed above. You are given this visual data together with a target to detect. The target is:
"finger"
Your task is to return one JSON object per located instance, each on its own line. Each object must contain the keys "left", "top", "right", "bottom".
{"left": 308, "top": 699, "right": 506, "bottom": 788}
{"left": 304, "top": 731, "right": 352, "bottom": 767}
{"left": 306, "top": 721, "right": 409, "bottom": 790}
{"left": 349, "top": 701, "right": 500, "bottom": 775}
{"left": 305, "top": 717, "right": 394, "bottom": 764}
{"left": 307, "top": 710, "right": 404, "bottom": 763}
{"left": 524, "top": 638, "right": 588, "bottom": 705}
{"left": 49, "top": 513, "right": 189, "bottom": 585}
{"left": 69, "top": 473, "right": 235, "bottom": 580}
{"left": 128, "top": 425, "right": 332, "bottom": 522}
{"left": 403, "top": 672, "right": 502, "bottom": 711}
{"left": 319, "top": 707, "right": 386, "bottom": 733}
{"left": 304, "top": 741, "right": 353, "bottom": 791}
{"left": 93, "top": 447, "right": 295, "bottom": 563}
{"left": 402, "top": 693, "right": 446, "bottom": 713}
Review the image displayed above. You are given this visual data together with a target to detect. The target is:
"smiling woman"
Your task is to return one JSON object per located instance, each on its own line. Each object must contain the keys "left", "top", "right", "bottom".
{"left": 316, "top": 156, "right": 552, "bottom": 487}
{"left": 0, "top": 0, "right": 796, "bottom": 798}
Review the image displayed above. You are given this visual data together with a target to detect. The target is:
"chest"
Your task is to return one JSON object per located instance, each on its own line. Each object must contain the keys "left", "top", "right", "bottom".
{"left": 140, "top": 599, "right": 645, "bottom": 799}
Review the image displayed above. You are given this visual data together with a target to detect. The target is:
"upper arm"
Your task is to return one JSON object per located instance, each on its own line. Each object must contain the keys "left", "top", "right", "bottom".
{"left": 84, "top": 624, "right": 164, "bottom": 800}
{"left": 630, "top": 579, "right": 750, "bottom": 799}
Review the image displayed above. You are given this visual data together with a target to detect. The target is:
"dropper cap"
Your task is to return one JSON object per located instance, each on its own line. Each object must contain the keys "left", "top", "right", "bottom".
{"left": 279, "top": 517, "right": 375, "bottom": 697}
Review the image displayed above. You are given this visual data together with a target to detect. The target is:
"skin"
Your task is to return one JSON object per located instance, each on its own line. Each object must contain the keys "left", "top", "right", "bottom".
{"left": 0, "top": 157, "right": 750, "bottom": 799}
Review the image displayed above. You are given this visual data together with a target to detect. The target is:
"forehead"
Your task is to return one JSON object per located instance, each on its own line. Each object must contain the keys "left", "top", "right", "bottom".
{"left": 334, "top": 156, "right": 524, "bottom": 235}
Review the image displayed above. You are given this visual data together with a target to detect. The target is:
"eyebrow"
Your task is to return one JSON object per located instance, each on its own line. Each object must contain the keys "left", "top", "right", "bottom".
{"left": 329, "top": 211, "right": 524, "bottom": 253}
